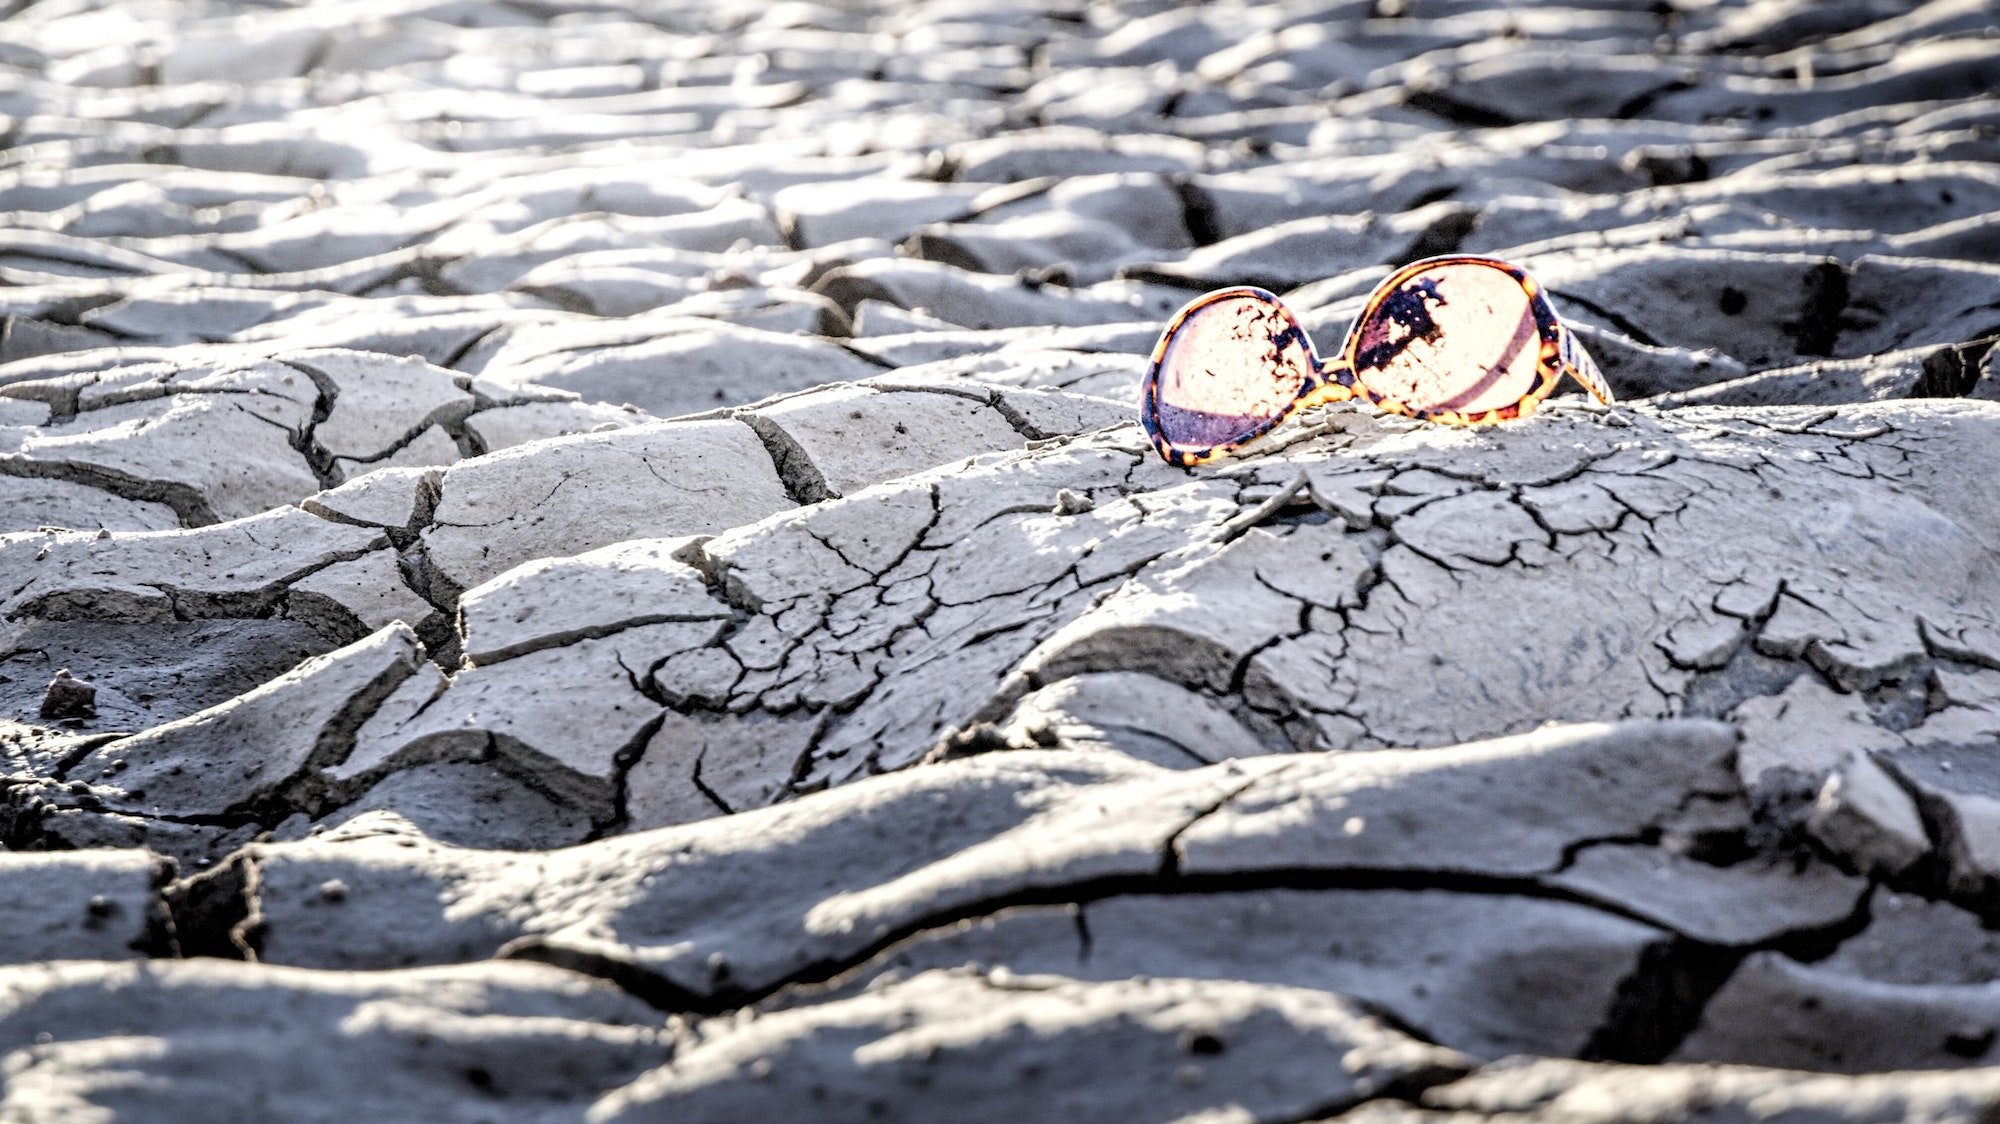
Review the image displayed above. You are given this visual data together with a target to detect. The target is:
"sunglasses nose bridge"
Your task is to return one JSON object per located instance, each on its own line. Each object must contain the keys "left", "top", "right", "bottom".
{"left": 1298, "top": 357, "right": 1356, "bottom": 409}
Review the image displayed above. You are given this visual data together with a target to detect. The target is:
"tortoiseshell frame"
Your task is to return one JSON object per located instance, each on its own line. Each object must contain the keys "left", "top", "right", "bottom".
{"left": 1140, "top": 254, "right": 1616, "bottom": 467}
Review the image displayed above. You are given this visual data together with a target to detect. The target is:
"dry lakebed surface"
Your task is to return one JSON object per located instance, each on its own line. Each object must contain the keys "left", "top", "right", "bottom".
{"left": 3, "top": 0, "right": 2000, "bottom": 1119}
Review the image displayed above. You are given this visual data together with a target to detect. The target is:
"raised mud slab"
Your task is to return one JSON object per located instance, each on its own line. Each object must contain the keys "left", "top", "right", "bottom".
{"left": 5, "top": 0, "right": 2000, "bottom": 1119}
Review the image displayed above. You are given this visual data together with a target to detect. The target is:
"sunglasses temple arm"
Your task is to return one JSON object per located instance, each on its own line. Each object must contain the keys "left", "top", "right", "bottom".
{"left": 1556, "top": 324, "right": 1615, "bottom": 404}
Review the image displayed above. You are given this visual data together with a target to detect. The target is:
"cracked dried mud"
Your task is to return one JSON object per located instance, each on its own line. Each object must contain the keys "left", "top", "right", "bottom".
{"left": 4, "top": 0, "right": 2000, "bottom": 1118}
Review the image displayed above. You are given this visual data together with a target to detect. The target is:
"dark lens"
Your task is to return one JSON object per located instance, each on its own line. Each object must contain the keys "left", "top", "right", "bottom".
{"left": 1352, "top": 262, "right": 1541, "bottom": 415}
{"left": 1148, "top": 291, "right": 1313, "bottom": 450}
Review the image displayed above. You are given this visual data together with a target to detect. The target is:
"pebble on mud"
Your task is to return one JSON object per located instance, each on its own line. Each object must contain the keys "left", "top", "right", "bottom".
{"left": 37, "top": 669, "right": 97, "bottom": 721}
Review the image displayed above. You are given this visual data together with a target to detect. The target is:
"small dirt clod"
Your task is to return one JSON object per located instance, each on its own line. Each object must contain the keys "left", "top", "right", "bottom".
{"left": 38, "top": 669, "right": 97, "bottom": 721}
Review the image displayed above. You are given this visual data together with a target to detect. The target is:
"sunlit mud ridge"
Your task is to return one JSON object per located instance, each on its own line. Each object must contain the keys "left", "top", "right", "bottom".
{"left": 3, "top": 0, "right": 2000, "bottom": 1118}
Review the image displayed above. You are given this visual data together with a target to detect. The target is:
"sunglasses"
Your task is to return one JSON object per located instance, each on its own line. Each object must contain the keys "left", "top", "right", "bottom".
{"left": 1139, "top": 254, "right": 1616, "bottom": 466}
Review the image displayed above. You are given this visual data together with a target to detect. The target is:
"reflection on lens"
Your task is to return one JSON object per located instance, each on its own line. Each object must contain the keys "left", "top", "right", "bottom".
{"left": 1150, "top": 291, "right": 1313, "bottom": 450}
{"left": 1352, "top": 262, "right": 1540, "bottom": 415}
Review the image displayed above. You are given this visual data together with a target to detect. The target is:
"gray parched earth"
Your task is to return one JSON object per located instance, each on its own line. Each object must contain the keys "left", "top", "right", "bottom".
{"left": 3, "top": 0, "right": 2000, "bottom": 1118}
